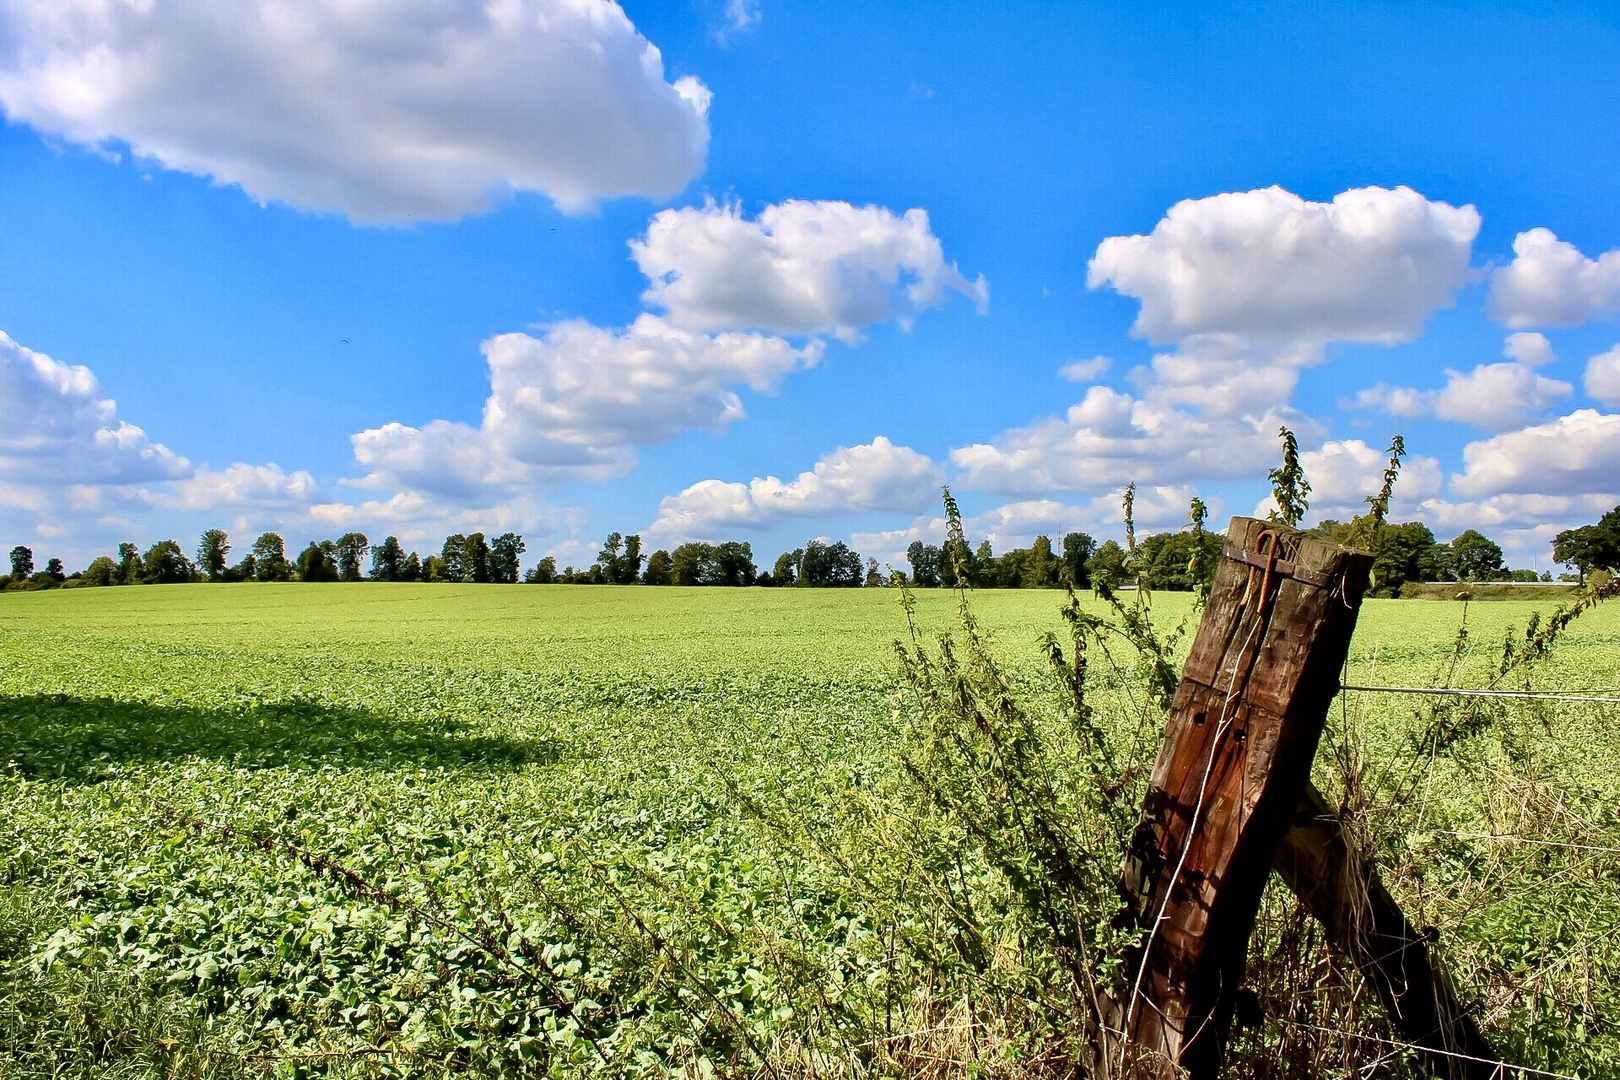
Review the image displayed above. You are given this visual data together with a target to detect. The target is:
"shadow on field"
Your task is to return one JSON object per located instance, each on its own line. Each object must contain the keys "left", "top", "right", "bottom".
{"left": 0, "top": 694, "right": 558, "bottom": 781}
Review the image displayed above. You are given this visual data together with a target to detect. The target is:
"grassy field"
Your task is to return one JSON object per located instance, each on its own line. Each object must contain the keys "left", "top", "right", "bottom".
{"left": 3, "top": 583, "right": 1618, "bottom": 1078}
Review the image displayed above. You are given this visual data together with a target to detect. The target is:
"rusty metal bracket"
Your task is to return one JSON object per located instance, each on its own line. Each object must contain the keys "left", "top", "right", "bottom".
{"left": 1222, "top": 541, "right": 1337, "bottom": 590}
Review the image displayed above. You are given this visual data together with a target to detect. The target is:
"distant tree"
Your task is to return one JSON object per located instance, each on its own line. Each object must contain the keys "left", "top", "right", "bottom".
{"left": 595, "top": 532, "right": 643, "bottom": 584}
{"left": 44, "top": 557, "right": 65, "bottom": 582}
{"left": 370, "top": 536, "right": 405, "bottom": 581}
{"left": 713, "top": 541, "right": 756, "bottom": 586}
{"left": 461, "top": 533, "right": 491, "bottom": 583}
{"left": 523, "top": 556, "right": 558, "bottom": 584}
{"left": 142, "top": 540, "right": 193, "bottom": 584}
{"left": 296, "top": 541, "right": 339, "bottom": 582}
{"left": 1553, "top": 506, "right": 1620, "bottom": 583}
{"left": 905, "top": 541, "right": 940, "bottom": 587}
{"left": 228, "top": 553, "right": 257, "bottom": 582}
{"left": 117, "top": 541, "right": 145, "bottom": 585}
{"left": 1451, "top": 529, "right": 1505, "bottom": 581}
{"left": 422, "top": 554, "right": 448, "bottom": 582}
{"left": 251, "top": 533, "right": 290, "bottom": 581}
{"left": 196, "top": 529, "right": 230, "bottom": 581}
{"left": 1370, "top": 521, "right": 1440, "bottom": 595}
{"left": 671, "top": 542, "right": 710, "bottom": 586}
{"left": 798, "top": 540, "right": 860, "bottom": 586}
{"left": 1062, "top": 532, "right": 1096, "bottom": 588}
{"left": 1089, "top": 540, "right": 1127, "bottom": 591}
{"left": 864, "top": 557, "right": 883, "bottom": 587}
{"left": 400, "top": 551, "right": 422, "bottom": 582}
{"left": 772, "top": 550, "right": 799, "bottom": 586}
{"left": 1022, "top": 535, "right": 1061, "bottom": 588}
{"left": 440, "top": 535, "right": 467, "bottom": 582}
{"left": 641, "top": 550, "right": 671, "bottom": 586}
{"left": 82, "top": 556, "right": 118, "bottom": 587}
{"left": 335, "top": 533, "right": 369, "bottom": 581}
{"left": 8, "top": 545, "right": 33, "bottom": 579}
{"left": 490, "top": 533, "right": 526, "bottom": 583}
{"left": 1136, "top": 531, "right": 1221, "bottom": 592}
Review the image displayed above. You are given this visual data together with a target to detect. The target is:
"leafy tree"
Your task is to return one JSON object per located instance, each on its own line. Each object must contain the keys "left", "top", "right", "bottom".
{"left": 335, "top": 532, "right": 369, "bottom": 581}
{"left": 439, "top": 535, "right": 467, "bottom": 582}
{"left": 228, "top": 553, "right": 257, "bottom": 582}
{"left": 117, "top": 542, "right": 145, "bottom": 585}
{"left": 1370, "top": 521, "right": 1440, "bottom": 595}
{"left": 864, "top": 557, "right": 883, "bottom": 587}
{"left": 370, "top": 536, "right": 405, "bottom": 580}
{"left": 8, "top": 545, "right": 32, "bottom": 579}
{"left": 905, "top": 541, "right": 941, "bottom": 587}
{"left": 1451, "top": 529, "right": 1505, "bottom": 581}
{"left": 524, "top": 556, "right": 558, "bottom": 584}
{"left": 142, "top": 540, "right": 193, "bottom": 583}
{"left": 1553, "top": 505, "right": 1620, "bottom": 582}
{"left": 1061, "top": 532, "right": 1095, "bottom": 588}
{"left": 797, "top": 540, "right": 861, "bottom": 586}
{"left": 713, "top": 541, "right": 756, "bottom": 586}
{"left": 251, "top": 533, "right": 290, "bottom": 581}
{"left": 400, "top": 551, "right": 422, "bottom": 582}
{"left": 1022, "top": 535, "right": 1061, "bottom": 588}
{"left": 196, "top": 529, "right": 230, "bottom": 581}
{"left": 595, "top": 532, "right": 643, "bottom": 584}
{"left": 1089, "top": 540, "right": 1127, "bottom": 591}
{"left": 1136, "top": 530, "right": 1222, "bottom": 591}
{"left": 773, "top": 550, "right": 800, "bottom": 586}
{"left": 1267, "top": 425, "right": 1311, "bottom": 528}
{"left": 641, "top": 550, "right": 672, "bottom": 586}
{"left": 82, "top": 556, "right": 118, "bottom": 587}
{"left": 44, "top": 557, "right": 65, "bottom": 582}
{"left": 461, "top": 533, "right": 491, "bottom": 583}
{"left": 490, "top": 532, "right": 526, "bottom": 583}
{"left": 421, "top": 554, "right": 448, "bottom": 582}
{"left": 296, "top": 541, "right": 339, "bottom": 582}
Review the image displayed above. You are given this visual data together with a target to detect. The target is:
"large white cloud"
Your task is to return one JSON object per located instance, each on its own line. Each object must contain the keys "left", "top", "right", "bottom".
{"left": 0, "top": 329, "right": 188, "bottom": 486}
{"left": 1353, "top": 332, "right": 1572, "bottom": 432}
{"left": 1450, "top": 410, "right": 1620, "bottom": 498}
{"left": 632, "top": 200, "right": 987, "bottom": 342}
{"left": 949, "top": 384, "right": 1313, "bottom": 496}
{"left": 1488, "top": 228, "right": 1620, "bottom": 328}
{"left": 1088, "top": 185, "right": 1479, "bottom": 346}
{"left": 350, "top": 315, "right": 821, "bottom": 499}
{"left": 0, "top": 0, "right": 711, "bottom": 222}
{"left": 1583, "top": 344, "right": 1620, "bottom": 407}
{"left": 647, "top": 437, "right": 942, "bottom": 541}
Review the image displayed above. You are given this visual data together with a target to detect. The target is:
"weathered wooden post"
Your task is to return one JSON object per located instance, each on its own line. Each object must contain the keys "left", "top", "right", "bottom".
{"left": 1275, "top": 783, "right": 1497, "bottom": 1080}
{"left": 1098, "top": 518, "right": 1373, "bottom": 1078}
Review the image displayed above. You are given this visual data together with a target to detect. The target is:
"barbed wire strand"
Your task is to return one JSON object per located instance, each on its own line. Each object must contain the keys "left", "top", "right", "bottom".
{"left": 1427, "top": 830, "right": 1620, "bottom": 857}
{"left": 1339, "top": 684, "right": 1620, "bottom": 704}
{"left": 1273, "top": 1018, "right": 1584, "bottom": 1080}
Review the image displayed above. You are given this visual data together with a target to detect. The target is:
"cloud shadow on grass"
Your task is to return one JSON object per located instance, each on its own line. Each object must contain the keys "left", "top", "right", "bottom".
{"left": 0, "top": 694, "right": 558, "bottom": 781}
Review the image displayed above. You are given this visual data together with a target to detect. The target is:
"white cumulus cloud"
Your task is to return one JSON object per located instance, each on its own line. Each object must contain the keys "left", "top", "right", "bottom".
{"left": 350, "top": 315, "right": 821, "bottom": 501}
{"left": 1087, "top": 185, "right": 1479, "bottom": 346}
{"left": 0, "top": 0, "right": 711, "bottom": 222}
{"left": 1253, "top": 438, "right": 1441, "bottom": 522}
{"left": 632, "top": 200, "right": 987, "bottom": 342}
{"left": 647, "top": 437, "right": 942, "bottom": 541}
{"left": 1583, "top": 344, "right": 1620, "bottom": 407}
{"left": 0, "top": 329, "right": 188, "bottom": 486}
{"left": 1488, "top": 228, "right": 1620, "bottom": 328}
{"left": 1450, "top": 409, "right": 1620, "bottom": 498}
{"left": 1352, "top": 333, "right": 1572, "bottom": 432}
{"left": 949, "top": 384, "right": 1313, "bottom": 497}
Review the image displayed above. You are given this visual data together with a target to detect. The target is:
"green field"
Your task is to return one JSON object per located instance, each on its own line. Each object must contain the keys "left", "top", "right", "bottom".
{"left": 3, "top": 584, "right": 1618, "bottom": 1078}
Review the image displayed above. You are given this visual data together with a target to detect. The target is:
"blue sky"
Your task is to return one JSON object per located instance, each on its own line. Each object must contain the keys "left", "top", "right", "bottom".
{"left": 3, "top": 0, "right": 1619, "bottom": 575}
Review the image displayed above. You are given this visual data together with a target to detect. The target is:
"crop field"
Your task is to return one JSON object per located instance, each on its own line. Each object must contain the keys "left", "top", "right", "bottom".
{"left": 3, "top": 583, "right": 1619, "bottom": 1079}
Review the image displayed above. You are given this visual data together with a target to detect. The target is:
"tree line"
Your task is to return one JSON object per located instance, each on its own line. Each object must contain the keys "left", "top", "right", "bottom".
{"left": 5, "top": 504, "right": 1617, "bottom": 595}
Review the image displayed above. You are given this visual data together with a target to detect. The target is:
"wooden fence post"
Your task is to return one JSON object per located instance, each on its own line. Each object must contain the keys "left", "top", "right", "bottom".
{"left": 1274, "top": 783, "right": 1498, "bottom": 1080}
{"left": 1098, "top": 518, "right": 1373, "bottom": 1078}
